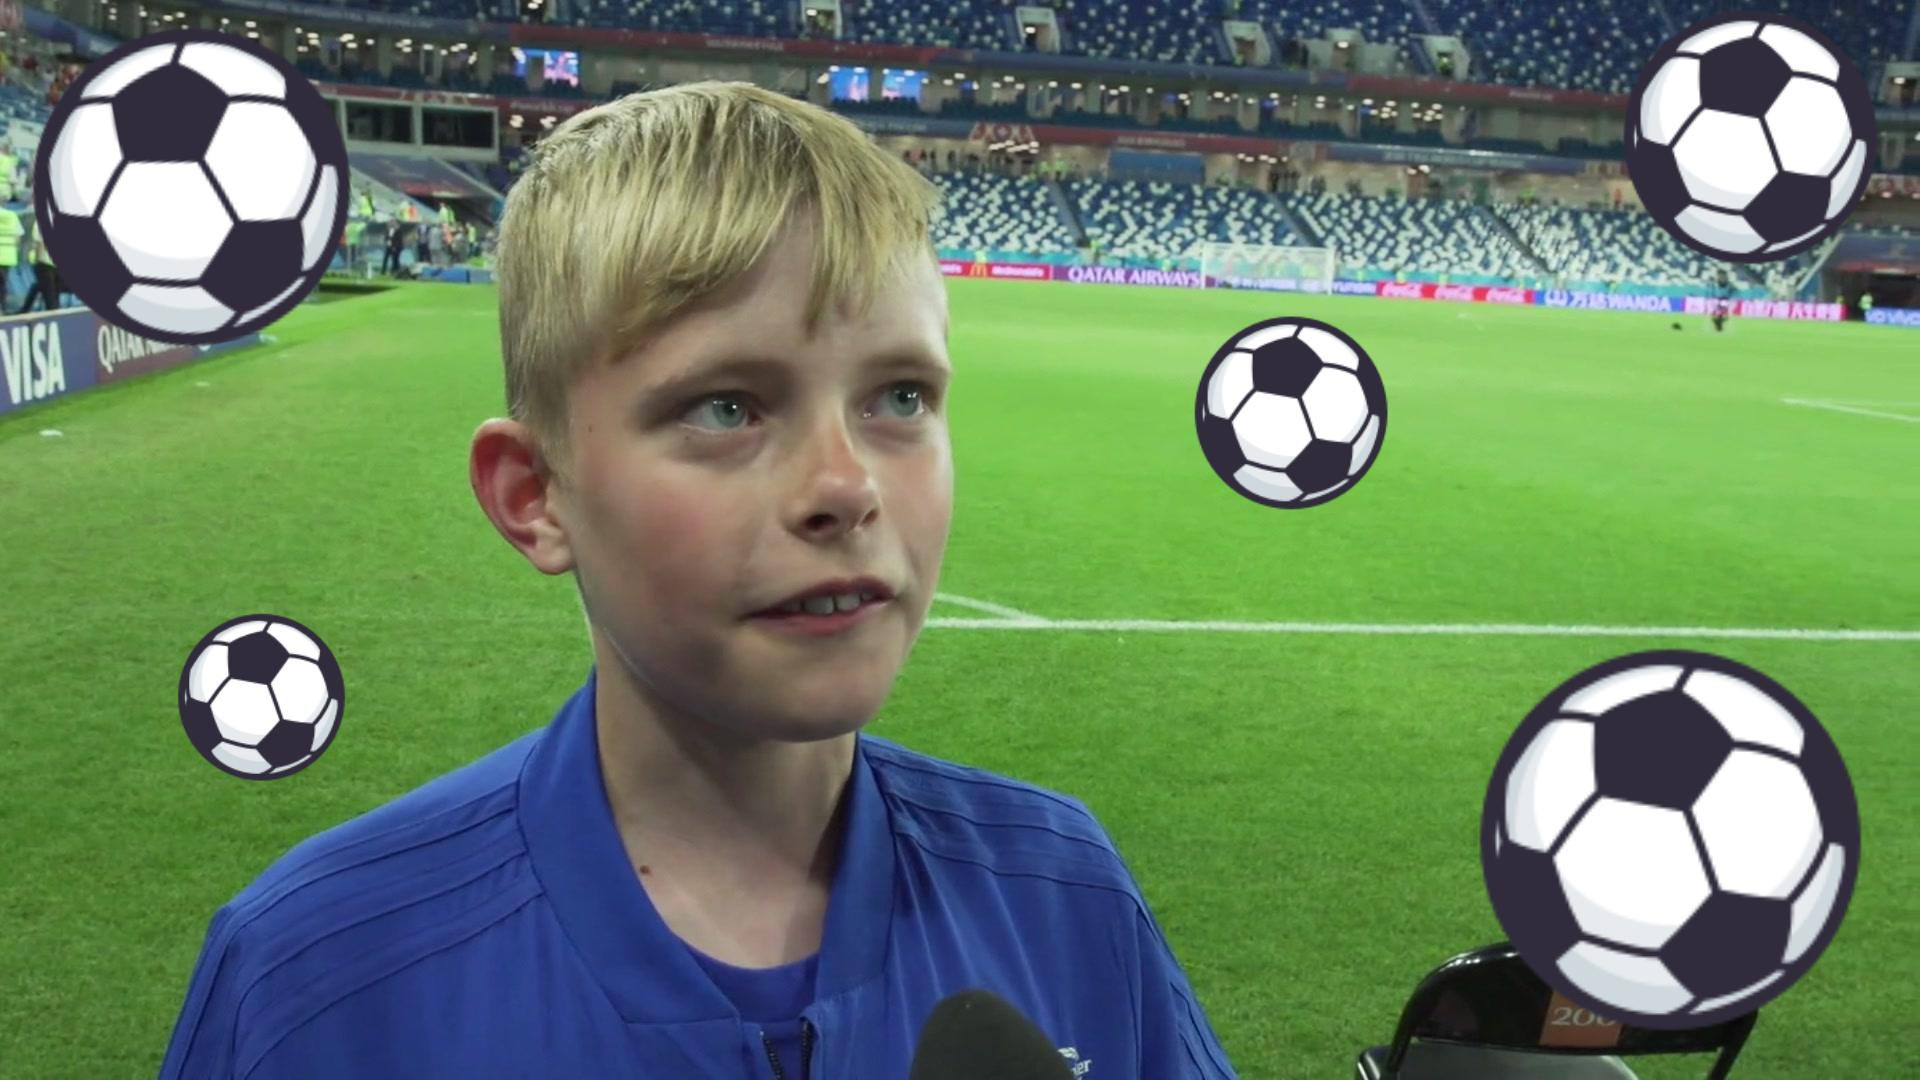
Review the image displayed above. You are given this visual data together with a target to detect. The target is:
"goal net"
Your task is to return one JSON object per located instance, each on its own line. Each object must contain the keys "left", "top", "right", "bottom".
{"left": 1190, "top": 241, "right": 1337, "bottom": 293}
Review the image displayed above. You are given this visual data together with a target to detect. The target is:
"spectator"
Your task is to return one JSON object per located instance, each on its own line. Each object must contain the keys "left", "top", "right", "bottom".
{"left": 19, "top": 224, "right": 62, "bottom": 313}
{"left": 382, "top": 224, "right": 407, "bottom": 276}
{"left": 0, "top": 206, "right": 21, "bottom": 314}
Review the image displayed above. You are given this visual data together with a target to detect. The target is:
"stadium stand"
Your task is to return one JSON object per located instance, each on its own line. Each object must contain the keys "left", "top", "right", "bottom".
{"left": 1495, "top": 203, "right": 1750, "bottom": 291}
{"left": 841, "top": 0, "right": 1012, "bottom": 50}
{"left": 1238, "top": 0, "right": 1422, "bottom": 54}
{"left": 930, "top": 172, "right": 1084, "bottom": 261}
{"left": 1422, "top": 0, "right": 1670, "bottom": 94}
{"left": 1664, "top": 1, "right": 1914, "bottom": 86}
{"left": 1283, "top": 192, "right": 1538, "bottom": 282}
{"left": 1066, "top": 179, "right": 1305, "bottom": 264}
{"left": 567, "top": 0, "right": 789, "bottom": 36}
{"left": 1049, "top": 0, "right": 1224, "bottom": 65}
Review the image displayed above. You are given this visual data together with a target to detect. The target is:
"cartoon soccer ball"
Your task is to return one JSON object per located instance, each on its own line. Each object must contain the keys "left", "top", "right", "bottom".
{"left": 1625, "top": 13, "right": 1876, "bottom": 262}
{"left": 180, "top": 615, "right": 344, "bottom": 778}
{"left": 1482, "top": 651, "right": 1860, "bottom": 1029}
{"left": 1195, "top": 317, "right": 1386, "bottom": 509}
{"left": 33, "top": 30, "right": 348, "bottom": 342}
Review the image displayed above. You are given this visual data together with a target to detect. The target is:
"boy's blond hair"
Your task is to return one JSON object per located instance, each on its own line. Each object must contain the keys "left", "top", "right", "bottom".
{"left": 495, "top": 80, "right": 945, "bottom": 485}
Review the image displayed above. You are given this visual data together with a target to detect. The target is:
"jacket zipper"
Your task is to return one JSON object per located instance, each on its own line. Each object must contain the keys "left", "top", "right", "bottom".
{"left": 762, "top": 1020, "right": 815, "bottom": 1080}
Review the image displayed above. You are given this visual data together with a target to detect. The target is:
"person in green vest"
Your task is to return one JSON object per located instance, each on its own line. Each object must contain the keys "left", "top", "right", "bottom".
{"left": 0, "top": 141, "right": 17, "bottom": 204}
{"left": 20, "top": 223, "right": 61, "bottom": 313}
{"left": 356, "top": 185, "right": 376, "bottom": 220}
{"left": 1857, "top": 291, "right": 1874, "bottom": 318}
{"left": 439, "top": 201, "right": 456, "bottom": 227}
{"left": 344, "top": 217, "right": 367, "bottom": 273}
{"left": 0, "top": 206, "right": 21, "bottom": 314}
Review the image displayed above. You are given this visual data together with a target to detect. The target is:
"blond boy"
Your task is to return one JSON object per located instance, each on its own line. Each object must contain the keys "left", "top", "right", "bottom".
{"left": 160, "top": 82, "right": 1237, "bottom": 1079}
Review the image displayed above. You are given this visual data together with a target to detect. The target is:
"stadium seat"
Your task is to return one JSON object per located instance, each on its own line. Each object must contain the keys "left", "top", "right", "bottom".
{"left": 1050, "top": 0, "right": 1226, "bottom": 65}
{"left": 1283, "top": 192, "right": 1536, "bottom": 281}
{"left": 1067, "top": 178, "right": 1304, "bottom": 262}
{"left": 1238, "top": 0, "right": 1419, "bottom": 50}
{"left": 565, "top": 0, "right": 791, "bottom": 36}
{"left": 931, "top": 172, "right": 1083, "bottom": 260}
{"left": 1665, "top": 0, "right": 1911, "bottom": 83}
{"left": 1355, "top": 942, "right": 1758, "bottom": 1080}
{"left": 841, "top": 0, "right": 1014, "bottom": 49}
{"left": 1496, "top": 203, "right": 1742, "bottom": 290}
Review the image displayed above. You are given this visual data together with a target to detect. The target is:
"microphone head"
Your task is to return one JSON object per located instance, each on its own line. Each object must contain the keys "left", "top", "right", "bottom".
{"left": 907, "top": 988, "right": 1076, "bottom": 1080}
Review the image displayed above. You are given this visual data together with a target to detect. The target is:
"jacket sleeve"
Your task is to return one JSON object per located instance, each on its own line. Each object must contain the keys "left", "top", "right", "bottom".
{"left": 1130, "top": 897, "right": 1240, "bottom": 1079}
{"left": 158, "top": 906, "right": 245, "bottom": 1080}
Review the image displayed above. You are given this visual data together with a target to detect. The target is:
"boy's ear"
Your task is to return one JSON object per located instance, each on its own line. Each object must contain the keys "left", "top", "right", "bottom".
{"left": 469, "top": 419, "right": 574, "bottom": 576}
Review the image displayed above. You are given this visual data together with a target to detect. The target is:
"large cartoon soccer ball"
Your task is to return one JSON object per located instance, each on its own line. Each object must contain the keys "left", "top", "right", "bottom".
{"left": 1194, "top": 317, "right": 1386, "bottom": 509}
{"left": 1625, "top": 13, "right": 1876, "bottom": 262}
{"left": 180, "top": 615, "right": 345, "bottom": 779}
{"left": 33, "top": 30, "right": 348, "bottom": 342}
{"left": 1482, "top": 651, "right": 1860, "bottom": 1029}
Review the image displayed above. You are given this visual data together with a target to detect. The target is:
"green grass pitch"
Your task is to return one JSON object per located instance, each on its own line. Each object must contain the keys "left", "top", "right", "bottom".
{"left": 2, "top": 279, "right": 1915, "bottom": 1077}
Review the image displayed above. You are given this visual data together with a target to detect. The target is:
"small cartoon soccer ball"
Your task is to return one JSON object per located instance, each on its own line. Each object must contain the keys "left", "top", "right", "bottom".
{"left": 1482, "top": 651, "right": 1860, "bottom": 1029}
{"left": 33, "top": 31, "right": 347, "bottom": 341}
{"left": 1195, "top": 317, "right": 1386, "bottom": 508}
{"left": 1626, "top": 14, "right": 1876, "bottom": 262}
{"left": 180, "top": 616, "right": 344, "bottom": 778}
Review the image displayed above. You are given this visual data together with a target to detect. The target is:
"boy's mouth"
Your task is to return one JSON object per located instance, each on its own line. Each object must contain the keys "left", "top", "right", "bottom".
{"left": 749, "top": 576, "right": 894, "bottom": 618}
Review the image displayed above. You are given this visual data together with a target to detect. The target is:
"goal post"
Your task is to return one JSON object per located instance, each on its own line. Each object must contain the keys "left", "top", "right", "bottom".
{"left": 1190, "top": 241, "right": 1338, "bottom": 293}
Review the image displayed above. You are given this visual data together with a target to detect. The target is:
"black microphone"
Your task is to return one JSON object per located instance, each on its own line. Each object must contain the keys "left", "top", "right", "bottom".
{"left": 907, "top": 988, "right": 1076, "bottom": 1080}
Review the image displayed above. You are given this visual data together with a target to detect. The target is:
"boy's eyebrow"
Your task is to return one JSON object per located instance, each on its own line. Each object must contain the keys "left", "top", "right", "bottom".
{"left": 644, "top": 349, "right": 951, "bottom": 399}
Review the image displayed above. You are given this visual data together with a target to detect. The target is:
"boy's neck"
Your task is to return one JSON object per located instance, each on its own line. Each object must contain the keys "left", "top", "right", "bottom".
{"left": 590, "top": 660, "right": 857, "bottom": 892}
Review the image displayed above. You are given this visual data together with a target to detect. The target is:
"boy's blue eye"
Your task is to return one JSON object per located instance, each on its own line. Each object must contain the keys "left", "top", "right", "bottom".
{"left": 690, "top": 395, "right": 751, "bottom": 431}
{"left": 682, "top": 382, "right": 934, "bottom": 432}
{"left": 878, "top": 383, "right": 928, "bottom": 418}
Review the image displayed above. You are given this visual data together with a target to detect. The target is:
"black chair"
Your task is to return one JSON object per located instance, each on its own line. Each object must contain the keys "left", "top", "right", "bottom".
{"left": 1355, "top": 943, "right": 1757, "bottom": 1079}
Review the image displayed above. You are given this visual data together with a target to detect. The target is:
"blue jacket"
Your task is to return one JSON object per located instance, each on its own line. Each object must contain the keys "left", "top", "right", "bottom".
{"left": 159, "top": 666, "right": 1239, "bottom": 1078}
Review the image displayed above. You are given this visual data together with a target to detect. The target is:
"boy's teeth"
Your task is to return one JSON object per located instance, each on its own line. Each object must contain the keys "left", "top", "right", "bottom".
{"left": 777, "top": 591, "right": 871, "bottom": 616}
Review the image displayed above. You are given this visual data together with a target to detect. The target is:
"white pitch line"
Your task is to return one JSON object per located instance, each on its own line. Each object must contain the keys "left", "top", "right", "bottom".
{"left": 931, "top": 592, "right": 1048, "bottom": 625}
{"left": 1781, "top": 398, "right": 1920, "bottom": 424}
{"left": 922, "top": 617, "right": 1920, "bottom": 642}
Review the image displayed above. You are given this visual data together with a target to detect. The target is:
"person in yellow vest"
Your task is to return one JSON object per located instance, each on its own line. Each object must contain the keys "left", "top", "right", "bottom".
{"left": 0, "top": 206, "right": 22, "bottom": 314}
{"left": 20, "top": 224, "right": 61, "bottom": 313}
{"left": 0, "top": 142, "right": 17, "bottom": 204}
{"left": 357, "top": 185, "right": 376, "bottom": 220}
{"left": 438, "top": 201, "right": 456, "bottom": 227}
{"left": 344, "top": 217, "right": 366, "bottom": 273}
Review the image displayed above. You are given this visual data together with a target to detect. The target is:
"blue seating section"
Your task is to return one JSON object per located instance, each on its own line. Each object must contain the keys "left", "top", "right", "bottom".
{"left": 1049, "top": 0, "right": 1222, "bottom": 65}
{"left": 1236, "top": 0, "right": 1420, "bottom": 47}
{"left": 1666, "top": 1, "right": 1912, "bottom": 79}
{"left": 1283, "top": 192, "right": 1534, "bottom": 279}
{"left": 260, "top": 0, "right": 1917, "bottom": 100}
{"left": 1495, "top": 202, "right": 1738, "bottom": 288}
{"left": 1423, "top": 0, "right": 1667, "bottom": 94}
{"left": 0, "top": 83, "right": 48, "bottom": 125}
{"left": 931, "top": 172, "right": 1082, "bottom": 256}
{"left": 1066, "top": 179, "right": 1302, "bottom": 260}
{"left": 567, "top": 0, "right": 790, "bottom": 35}
{"left": 843, "top": 0, "right": 1012, "bottom": 50}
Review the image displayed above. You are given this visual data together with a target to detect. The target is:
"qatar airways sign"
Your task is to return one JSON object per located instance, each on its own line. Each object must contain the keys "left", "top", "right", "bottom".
{"left": 1057, "top": 265, "right": 1208, "bottom": 289}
